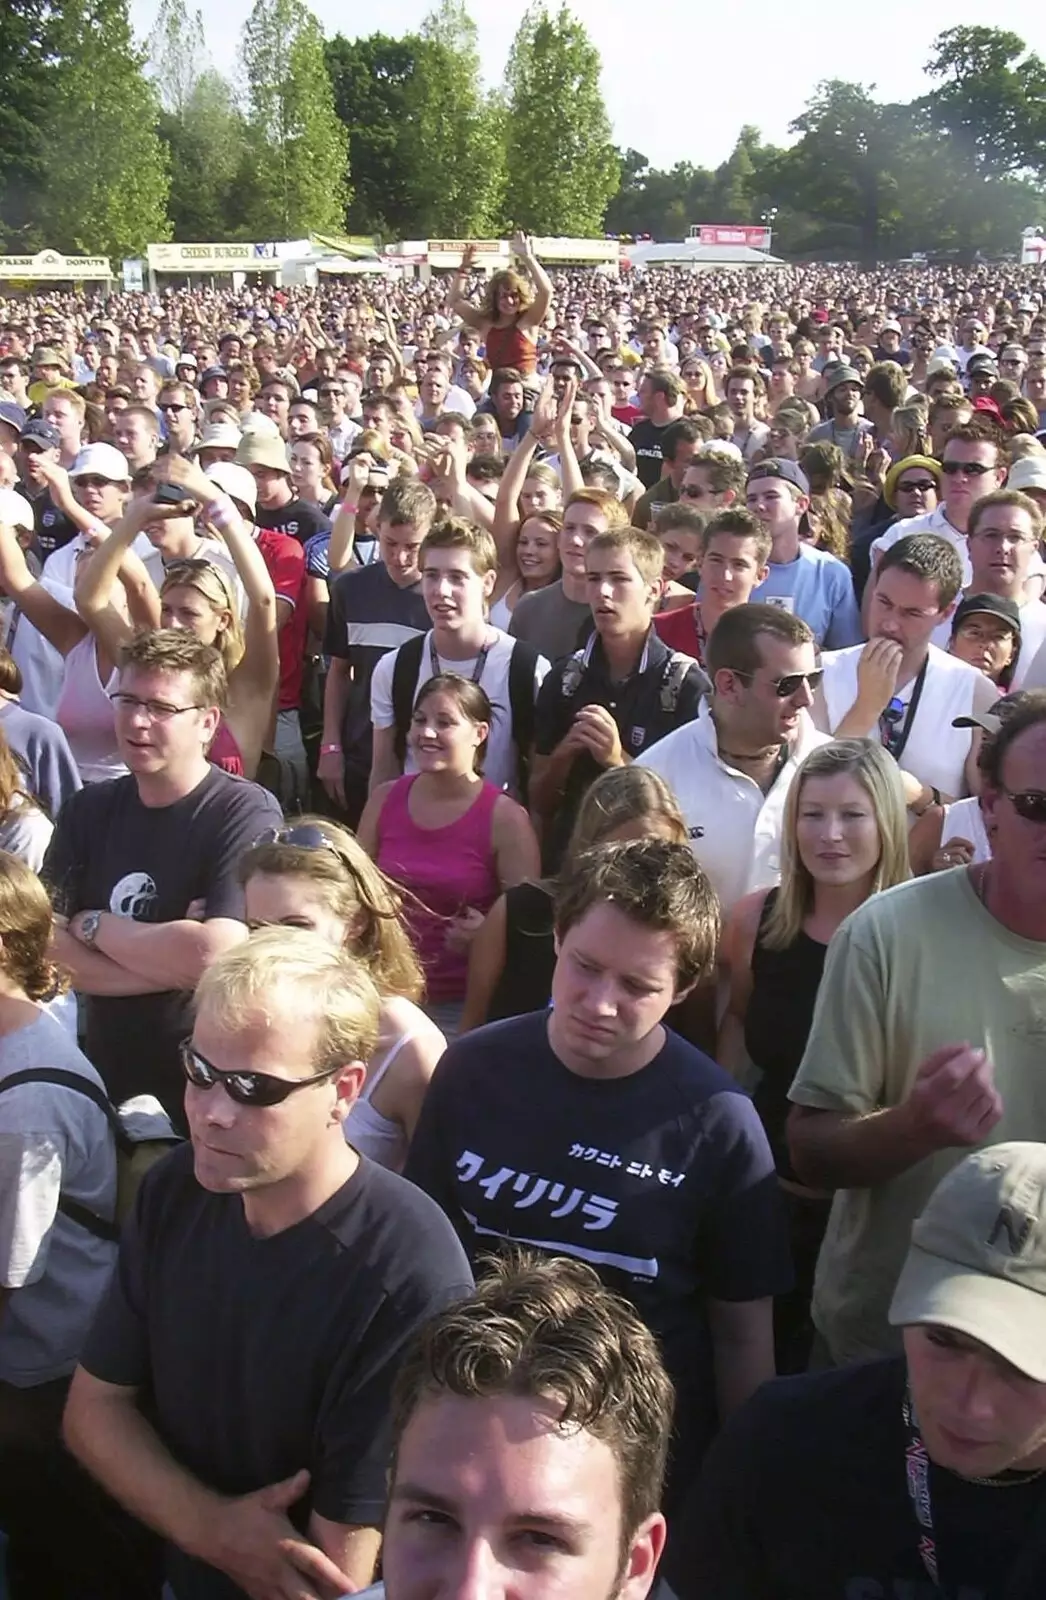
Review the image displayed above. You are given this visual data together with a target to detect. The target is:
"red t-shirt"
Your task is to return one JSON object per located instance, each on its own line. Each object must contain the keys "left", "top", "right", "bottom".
{"left": 612, "top": 403, "right": 642, "bottom": 426}
{"left": 653, "top": 603, "right": 706, "bottom": 667}
{"left": 257, "top": 528, "right": 307, "bottom": 710}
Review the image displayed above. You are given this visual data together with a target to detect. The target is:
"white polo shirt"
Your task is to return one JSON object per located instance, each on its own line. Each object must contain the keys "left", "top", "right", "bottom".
{"left": 635, "top": 701, "right": 830, "bottom": 911}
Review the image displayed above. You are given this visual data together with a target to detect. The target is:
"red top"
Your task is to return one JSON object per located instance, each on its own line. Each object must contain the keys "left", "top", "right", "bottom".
{"left": 209, "top": 718, "right": 244, "bottom": 777}
{"left": 484, "top": 321, "right": 537, "bottom": 377}
{"left": 653, "top": 603, "right": 707, "bottom": 668}
{"left": 256, "top": 528, "right": 306, "bottom": 711}
{"left": 612, "top": 403, "right": 642, "bottom": 426}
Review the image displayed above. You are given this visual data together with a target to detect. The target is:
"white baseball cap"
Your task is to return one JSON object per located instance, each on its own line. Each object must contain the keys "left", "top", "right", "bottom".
{"left": 205, "top": 462, "right": 257, "bottom": 516}
{"left": 69, "top": 442, "right": 130, "bottom": 482}
{"left": 0, "top": 487, "right": 34, "bottom": 531}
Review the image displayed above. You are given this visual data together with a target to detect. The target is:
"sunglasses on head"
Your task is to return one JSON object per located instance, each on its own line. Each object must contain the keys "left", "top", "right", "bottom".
{"left": 180, "top": 1039, "right": 343, "bottom": 1107}
{"left": 734, "top": 667, "right": 824, "bottom": 697}
{"left": 1005, "top": 790, "right": 1046, "bottom": 824}
{"left": 253, "top": 823, "right": 341, "bottom": 854}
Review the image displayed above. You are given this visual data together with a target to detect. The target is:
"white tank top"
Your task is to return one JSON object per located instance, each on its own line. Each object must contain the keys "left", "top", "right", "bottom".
{"left": 822, "top": 643, "right": 980, "bottom": 798}
{"left": 55, "top": 636, "right": 126, "bottom": 785}
{"left": 940, "top": 795, "right": 991, "bottom": 864}
{"left": 488, "top": 591, "right": 516, "bottom": 632}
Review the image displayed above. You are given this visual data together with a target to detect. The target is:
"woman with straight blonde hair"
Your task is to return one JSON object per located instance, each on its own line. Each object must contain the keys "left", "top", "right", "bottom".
{"left": 235, "top": 816, "right": 446, "bottom": 1171}
{"left": 718, "top": 738, "right": 910, "bottom": 1371}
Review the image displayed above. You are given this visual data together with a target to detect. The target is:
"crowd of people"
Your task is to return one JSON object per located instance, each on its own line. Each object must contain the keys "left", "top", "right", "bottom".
{"left": 0, "top": 248, "right": 1046, "bottom": 1598}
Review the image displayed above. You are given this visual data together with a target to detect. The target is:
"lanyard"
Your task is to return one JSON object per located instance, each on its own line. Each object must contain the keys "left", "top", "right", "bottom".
{"left": 903, "top": 1389, "right": 944, "bottom": 1592}
{"left": 429, "top": 633, "right": 491, "bottom": 686}
{"left": 880, "top": 657, "right": 928, "bottom": 763}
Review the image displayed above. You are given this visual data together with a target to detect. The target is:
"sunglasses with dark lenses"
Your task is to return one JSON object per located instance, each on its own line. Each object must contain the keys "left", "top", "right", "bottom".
{"left": 941, "top": 460, "right": 993, "bottom": 477}
{"left": 1006, "top": 790, "right": 1046, "bottom": 824}
{"left": 75, "top": 475, "right": 114, "bottom": 489}
{"left": 253, "top": 823, "right": 340, "bottom": 854}
{"left": 179, "top": 1039, "right": 342, "bottom": 1107}
{"left": 735, "top": 668, "right": 824, "bottom": 698}
{"left": 896, "top": 479, "right": 937, "bottom": 494}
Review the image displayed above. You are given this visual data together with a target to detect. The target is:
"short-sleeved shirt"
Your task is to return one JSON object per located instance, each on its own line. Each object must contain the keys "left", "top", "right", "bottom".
{"left": 30, "top": 490, "right": 79, "bottom": 561}
{"left": 404, "top": 1011, "right": 791, "bottom": 1502}
{"left": 789, "top": 869, "right": 1046, "bottom": 1364}
{"left": 749, "top": 545, "right": 863, "bottom": 648}
{"left": 628, "top": 418, "right": 676, "bottom": 488}
{"left": 256, "top": 497, "right": 331, "bottom": 549}
{"left": 508, "top": 580, "right": 591, "bottom": 663}
{"left": 80, "top": 1145, "right": 473, "bottom": 1600}
{"left": 323, "top": 564, "right": 429, "bottom": 788}
{"left": 42, "top": 767, "right": 282, "bottom": 1117}
{"left": 534, "top": 630, "right": 707, "bottom": 868}
{"left": 669, "top": 1356, "right": 1046, "bottom": 1600}
{"left": 632, "top": 477, "right": 678, "bottom": 529}
{"left": 0, "top": 700, "right": 82, "bottom": 818}
{"left": 256, "top": 528, "right": 306, "bottom": 710}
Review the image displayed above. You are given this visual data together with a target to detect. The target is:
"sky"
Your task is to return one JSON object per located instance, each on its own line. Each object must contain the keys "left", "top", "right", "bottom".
{"left": 130, "top": 0, "right": 1046, "bottom": 172}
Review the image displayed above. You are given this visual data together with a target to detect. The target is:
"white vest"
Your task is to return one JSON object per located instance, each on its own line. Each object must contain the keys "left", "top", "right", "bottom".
{"left": 941, "top": 796, "right": 991, "bottom": 864}
{"left": 822, "top": 643, "right": 980, "bottom": 797}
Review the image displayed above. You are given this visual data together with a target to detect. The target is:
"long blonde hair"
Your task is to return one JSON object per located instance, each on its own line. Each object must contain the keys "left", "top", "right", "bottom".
{"left": 161, "top": 561, "right": 245, "bottom": 675}
{"left": 762, "top": 739, "right": 910, "bottom": 950}
{"left": 237, "top": 816, "right": 425, "bottom": 1002}
{"left": 566, "top": 768, "right": 688, "bottom": 863}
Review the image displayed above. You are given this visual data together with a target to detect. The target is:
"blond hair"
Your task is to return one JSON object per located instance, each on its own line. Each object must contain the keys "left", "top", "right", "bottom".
{"left": 238, "top": 817, "right": 425, "bottom": 1003}
{"left": 160, "top": 562, "right": 244, "bottom": 675}
{"left": 194, "top": 927, "right": 381, "bottom": 1073}
{"left": 0, "top": 852, "right": 67, "bottom": 1000}
{"left": 762, "top": 739, "right": 910, "bottom": 950}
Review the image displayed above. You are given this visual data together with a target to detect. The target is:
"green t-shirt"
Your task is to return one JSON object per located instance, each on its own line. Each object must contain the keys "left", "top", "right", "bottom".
{"left": 789, "top": 868, "right": 1046, "bottom": 1364}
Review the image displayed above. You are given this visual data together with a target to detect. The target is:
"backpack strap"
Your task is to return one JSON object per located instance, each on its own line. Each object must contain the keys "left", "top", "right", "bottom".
{"left": 391, "top": 634, "right": 426, "bottom": 765}
{"left": 0, "top": 1067, "right": 123, "bottom": 1242}
{"left": 660, "top": 652, "right": 694, "bottom": 716}
{"left": 507, "top": 640, "right": 540, "bottom": 801}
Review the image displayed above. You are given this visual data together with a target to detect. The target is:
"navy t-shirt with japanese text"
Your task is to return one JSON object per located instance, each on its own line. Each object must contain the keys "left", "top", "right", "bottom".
{"left": 404, "top": 1009, "right": 792, "bottom": 1502}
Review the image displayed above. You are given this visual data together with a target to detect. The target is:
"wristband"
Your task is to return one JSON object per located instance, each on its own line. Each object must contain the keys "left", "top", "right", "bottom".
{"left": 339, "top": 503, "right": 359, "bottom": 516}
{"left": 320, "top": 743, "right": 342, "bottom": 756}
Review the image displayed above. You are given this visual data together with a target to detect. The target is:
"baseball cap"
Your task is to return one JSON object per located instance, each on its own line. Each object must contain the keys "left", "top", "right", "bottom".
{"left": 950, "top": 592, "right": 1021, "bottom": 637}
{"left": 193, "top": 421, "right": 243, "bottom": 454}
{"left": 205, "top": 462, "right": 257, "bottom": 516}
{"left": 0, "top": 487, "right": 34, "bottom": 532}
{"left": 20, "top": 417, "right": 61, "bottom": 451}
{"left": 0, "top": 401, "right": 26, "bottom": 435}
{"left": 889, "top": 1142, "right": 1046, "bottom": 1379}
{"left": 198, "top": 365, "right": 228, "bottom": 388}
{"left": 881, "top": 319, "right": 902, "bottom": 333}
{"left": 928, "top": 356, "right": 959, "bottom": 378}
{"left": 746, "top": 458, "right": 811, "bottom": 496}
{"left": 823, "top": 363, "right": 863, "bottom": 394}
{"left": 69, "top": 442, "right": 130, "bottom": 483}
{"left": 1006, "top": 457, "right": 1046, "bottom": 496}
{"left": 237, "top": 433, "right": 291, "bottom": 476}
{"left": 176, "top": 352, "right": 198, "bottom": 371}
{"left": 967, "top": 353, "right": 998, "bottom": 376}
{"left": 1018, "top": 300, "right": 1038, "bottom": 314}
{"left": 952, "top": 688, "right": 1035, "bottom": 737}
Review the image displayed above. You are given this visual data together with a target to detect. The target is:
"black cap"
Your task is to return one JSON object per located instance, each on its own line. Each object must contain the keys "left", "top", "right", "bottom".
{"left": 951, "top": 592, "right": 1021, "bottom": 636}
{"left": 967, "top": 353, "right": 998, "bottom": 376}
{"left": 20, "top": 416, "right": 60, "bottom": 450}
{"left": 746, "top": 457, "right": 811, "bottom": 496}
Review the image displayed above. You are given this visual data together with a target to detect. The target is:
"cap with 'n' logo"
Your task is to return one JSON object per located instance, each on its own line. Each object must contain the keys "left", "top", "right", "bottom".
{"left": 889, "top": 1142, "right": 1046, "bottom": 1380}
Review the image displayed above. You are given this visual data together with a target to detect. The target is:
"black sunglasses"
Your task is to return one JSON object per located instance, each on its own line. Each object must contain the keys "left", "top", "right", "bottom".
{"left": 941, "top": 460, "right": 994, "bottom": 477}
{"left": 734, "top": 667, "right": 824, "bottom": 697}
{"left": 896, "top": 479, "right": 937, "bottom": 494}
{"left": 1005, "top": 790, "right": 1046, "bottom": 824}
{"left": 253, "top": 823, "right": 340, "bottom": 854}
{"left": 180, "top": 1039, "right": 342, "bottom": 1107}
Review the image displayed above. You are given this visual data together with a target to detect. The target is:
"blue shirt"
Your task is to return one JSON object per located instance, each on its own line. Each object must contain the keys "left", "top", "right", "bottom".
{"left": 751, "top": 544, "right": 863, "bottom": 648}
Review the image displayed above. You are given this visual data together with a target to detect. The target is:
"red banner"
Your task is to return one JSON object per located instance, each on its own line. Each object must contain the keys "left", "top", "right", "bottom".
{"left": 694, "top": 225, "right": 772, "bottom": 250}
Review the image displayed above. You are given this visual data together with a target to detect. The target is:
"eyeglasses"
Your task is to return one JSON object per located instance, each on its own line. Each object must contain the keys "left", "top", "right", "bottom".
{"left": 180, "top": 1039, "right": 343, "bottom": 1107}
{"left": 109, "top": 692, "right": 203, "bottom": 720}
{"left": 680, "top": 484, "right": 708, "bottom": 499}
{"left": 941, "top": 460, "right": 994, "bottom": 477}
{"left": 75, "top": 475, "right": 116, "bottom": 489}
{"left": 320, "top": 387, "right": 344, "bottom": 397}
{"left": 896, "top": 479, "right": 937, "bottom": 494}
{"left": 1004, "top": 790, "right": 1046, "bottom": 824}
{"left": 733, "top": 668, "right": 824, "bottom": 697}
{"left": 253, "top": 822, "right": 340, "bottom": 854}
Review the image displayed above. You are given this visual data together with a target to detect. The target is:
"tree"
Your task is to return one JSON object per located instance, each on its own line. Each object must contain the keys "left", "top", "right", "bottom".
{"left": 146, "top": 0, "right": 206, "bottom": 117}
{"left": 324, "top": 32, "right": 420, "bottom": 236}
{"left": 37, "top": 0, "right": 170, "bottom": 259}
{"left": 159, "top": 70, "right": 249, "bottom": 240}
{"left": 239, "top": 0, "right": 350, "bottom": 237}
{"left": 0, "top": 0, "right": 58, "bottom": 245}
{"left": 402, "top": 0, "right": 505, "bottom": 236}
{"left": 501, "top": 4, "right": 618, "bottom": 235}
{"left": 923, "top": 26, "right": 1046, "bottom": 181}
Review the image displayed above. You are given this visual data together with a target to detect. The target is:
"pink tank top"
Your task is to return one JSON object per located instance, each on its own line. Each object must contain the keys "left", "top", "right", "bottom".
{"left": 377, "top": 775, "right": 501, "bottom": 1002}
{"left": 55, "top": 636, "right": 125, "bottom": 784}
{"left": 209, "top": 718, "right": 244, "bottom": 777}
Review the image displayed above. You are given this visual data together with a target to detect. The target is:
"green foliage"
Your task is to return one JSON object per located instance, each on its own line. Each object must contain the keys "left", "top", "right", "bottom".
{"left": 323, "top": 33, "right": 420, "bottom": 236}
{"left": 159, "top": 72, "right": 249, "bottom": 241}
{"left": 240, "top": 0, "right": 350, "bottom": 238}
{"left": 38, "top": 0, "right": 171, "bottom": 259}
{"left": 0, "top": 0, "right": 53, "bottom": 244}
{"left": 922, "top": 26, "right": 1046, "bottom": 180}
{"left": 502, "top": 4, "right": 618, "bottom": 236}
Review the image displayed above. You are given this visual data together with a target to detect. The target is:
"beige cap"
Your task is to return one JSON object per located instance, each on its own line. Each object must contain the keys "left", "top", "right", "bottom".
{"left": 194, "top": 422, "right": 243, "bottom": 454}
{"left": 889, "top": 1142, "right": 1046, "bottom": 1379}
{"left": 236, "top": 432, "right": 291, "bottom": 476}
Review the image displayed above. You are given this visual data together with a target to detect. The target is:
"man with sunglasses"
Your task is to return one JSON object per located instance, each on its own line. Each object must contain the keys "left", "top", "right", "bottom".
{"left": 65, "top": 929, "right": 471, "bottom": 1600}
{"left": 745, "top": 460, "right": 862, "bottom": 648}
{"left": 788, "top": 692, "right": 1046, "bottom": 1368}
{"left": 638, "top": 604, "right": 829, "bottom": 912}
{"left": 43, "top": 629, "right": 282, "bottom": 1124}
{"left": 156, "top": 381, "right": 198, "bottom": 456}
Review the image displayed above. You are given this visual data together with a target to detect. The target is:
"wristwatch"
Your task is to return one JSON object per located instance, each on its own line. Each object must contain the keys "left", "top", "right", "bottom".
{"left": 79, "top": 910, "right": 103, "bottom": 947}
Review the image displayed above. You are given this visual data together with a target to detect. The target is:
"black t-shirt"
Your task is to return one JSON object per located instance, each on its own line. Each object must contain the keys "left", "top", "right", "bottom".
{"left": 42, "top": 767, "right": 282, "bottom": 1117}
{"left": 256, "top": 497, "right": 331, "bottom": 547}
{"left": 534, "top": 631, "right": 708, "bottom": 870}
{"left": 322, "top": 562, "right": 429, "bottom": 796}
{"left": 629, "top": 418, "right": 675, "bottom": 488}
{"left": 404, "top": 1011, "right": 791, "bottom": 1503}
{"left": 81, "top": 1144, "right": 473, "bottom": 1600}
{"left": 669, "top": 1356, "right": 1046, "bottom": 1600}
{"left": 31, "top": 488, "right": 79, "bottom": 560}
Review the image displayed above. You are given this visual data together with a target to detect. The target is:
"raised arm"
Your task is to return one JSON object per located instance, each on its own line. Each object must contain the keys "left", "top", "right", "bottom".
{"left": 491, "top": 378, "right": 558, "bottom": 567}
{"left": 0, "top": 522, "right": 86, "bottom": 657}
{"left": 514, "top": 233, "right": 553, "bottom": 330}
{"left": 31, "top": 456, "right": 114, "bottom": 540}
{"left": 551, "top": 377, "right": 584, "bottom": 500}
{"left": 74, "top": 498, "right": 162, "bottom": 664}
{"left": 327, "top": 456, "right": 373, "bottom": 573}
{"left": 447, "top": 245, "right": 488, "bottom": 332}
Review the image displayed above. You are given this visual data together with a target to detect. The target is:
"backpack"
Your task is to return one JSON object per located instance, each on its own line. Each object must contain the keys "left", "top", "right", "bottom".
{"left": 560, "top": 646, "right": 697, "bottom": 718}
{"left": 391, "top": 633, "right": 540, "bottom": 798}
{"left": 0, "top": 1068, "right": 182, "bottom": 1243}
